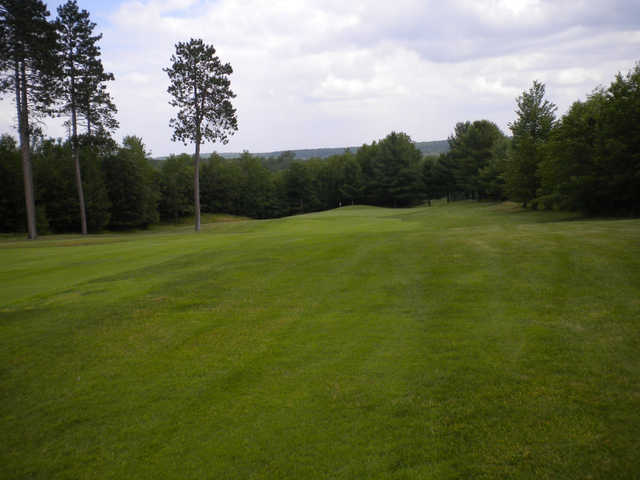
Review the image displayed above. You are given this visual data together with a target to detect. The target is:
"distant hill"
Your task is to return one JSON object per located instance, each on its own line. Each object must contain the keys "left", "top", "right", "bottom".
{"left": 153, "top": 140, "right": 449, "bottom": 169}
{"left": 415, "top": 140, "right": 450, "bottom": 156}
{"left": 215, "top": 139, "right": 449, "bottom": 160}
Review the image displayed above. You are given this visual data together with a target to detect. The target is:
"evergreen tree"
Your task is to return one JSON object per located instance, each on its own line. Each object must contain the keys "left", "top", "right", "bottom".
{"left": 0, "top": 134, "right": 24, "bottom": 231}
{"left": 164, "top": 38, "right": 238, "bottom": 231}
{"left": 432, "top": 153, "right": 458, "bottom": 202}
{"left": 422, "top": 157, "right": 439, "bottom": 205}
{"left": 446, "top": 120, "right": 504, "bottom": 199}
{"left": 370, "top": 132, "right": 423, "bottom": 207}
{"left": 158, "top": 154, "right": 193, "bottom": 222}
{"left": 338, "top": 153, "right": 363, "bottom": 206}
{"left": 596, "top": 63, "right": 640, "bottom": 214}
{"left": 505, "top": 81, "right": 556, "bottom": 207}
{"left": 103, "top": 136, "right": 158, "bottom": 229}
{"left": 538, "top": 63, "right": 640, "bottom": 214}
{"left": 33, "top": 137, "right": 111, "bottom": 232}
{"left": 0, "top": 0, "right": 59, "bottom": 238}
{"left": 78, "top": 134, "right": 114, "bottom": 231}
{"left": 477, "top": 135, "right": 509, "bottom": 201}
{"left": 235, "top": 152, "right": 275, "bottom": 218}
{"left": 316, "top": 155, "right": 342, "bottom": 209}
{"left": 355, "top": 141, "right": 379, "bottom": 204}
{"left": 56, "top": 1, "right": 108, "bottom": 234}
{"left": 33, "top": 139, "right": 77, "bottom": 232}
{"left": 55, "top": 0, "right": 117, "bottom": 234}
{"left": 536, "top": 97, "right": 600, "bottom": 211}
{"left": 284, "top": 161, "right": 318, "bottom": 214}
{"left": 200, "top": 154, "right": 230, "bottom": 214}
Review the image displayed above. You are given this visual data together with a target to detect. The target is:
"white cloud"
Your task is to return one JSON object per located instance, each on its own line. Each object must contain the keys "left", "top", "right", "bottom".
{"left": 1, "top": 0, "right": 639, "bottom": 155}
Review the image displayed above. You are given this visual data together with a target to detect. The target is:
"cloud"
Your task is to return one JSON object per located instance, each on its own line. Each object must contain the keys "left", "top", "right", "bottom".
{"left": 1, "top": 0, "right": 639, "bottom": 155}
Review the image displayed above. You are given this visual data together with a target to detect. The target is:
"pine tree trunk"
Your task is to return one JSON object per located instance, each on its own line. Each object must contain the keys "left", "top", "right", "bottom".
{"left": 86, "top": 100, "right": 92, "bottom": 136}
{"left": 71, "top": 78, "right": 88, "bottom": 235}
{"left": 17, "top": 62, "right": 37, "bottom": 239}
{"left": 194, "top": 140, "right": 201, "bottom": 232}
{"left": 72, "top": 145, "right": 88, "bottom": 234}
{"left": 193, "top": 75, "right": 201, "bottom": 232}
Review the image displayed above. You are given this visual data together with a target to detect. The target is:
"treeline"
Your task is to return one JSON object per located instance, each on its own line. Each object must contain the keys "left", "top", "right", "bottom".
{"left": 1, "top": 135, "right": 149, "bottom": 233}
{"left": 0, "top": 131, "right": 425, "bottom": 232}
{"left": 189, "top": 62, "right": 640, "bottom": 218}
{"left": 1, "top": 0, "right": 119, "bottom": 238}
{"left": 211, "top": 139, "right": 450, "bottom": 165}
{"left": 535, "top": 66, "right": 640, "bottom": 214}
{"left": 1, "top": 61, "right": 639, "bottom": 233}
{"left": 425, "top": 63, "right": 640, "bottom": 215}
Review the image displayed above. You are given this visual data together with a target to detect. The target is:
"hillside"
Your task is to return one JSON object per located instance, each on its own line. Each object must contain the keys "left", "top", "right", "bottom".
{"left": 217, "top": 139, "right": 449, "bottom": 160}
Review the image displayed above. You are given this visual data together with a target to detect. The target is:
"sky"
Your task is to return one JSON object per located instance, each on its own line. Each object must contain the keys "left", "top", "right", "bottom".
{"left": 1, "top": 0, "right": 639, "bottom": 157}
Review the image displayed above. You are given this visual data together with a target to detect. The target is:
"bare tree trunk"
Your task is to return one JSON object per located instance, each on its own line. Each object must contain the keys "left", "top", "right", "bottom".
{"left": 194, "top": 139, "right": 201, "bottom": 232}
{"left": 17, "top": 61, "right": 37, "bottom": 239}
{"left": 193, "top": 76, "right": 201, "bottom": 232}
{"left": 71, "top": 76, "right": 88, "bottom": 235}
{"left": 72, "top": 139, "right": 88, "bottom": 234}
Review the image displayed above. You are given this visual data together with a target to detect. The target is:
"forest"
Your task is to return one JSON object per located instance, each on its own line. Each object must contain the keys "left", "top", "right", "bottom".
{"left": 1, "top": 0, "right": 639, "bottom": 235}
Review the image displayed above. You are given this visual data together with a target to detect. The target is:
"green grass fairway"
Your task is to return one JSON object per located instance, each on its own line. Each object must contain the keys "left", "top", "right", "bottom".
{"left": 2, "top": 202, "right": 640, "bottom": 479}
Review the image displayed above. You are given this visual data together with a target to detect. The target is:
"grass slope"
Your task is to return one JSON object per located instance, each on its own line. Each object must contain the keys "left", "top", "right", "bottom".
{"left": 1, "top": 202, "right": 639, "bottom": 479}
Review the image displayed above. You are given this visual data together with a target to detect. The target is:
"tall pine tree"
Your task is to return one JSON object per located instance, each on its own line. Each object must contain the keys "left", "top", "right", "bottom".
{"left": 56, "top": 0, "right": 117, "bottom": 234}
{"left": 164, "top": 38, "right": 237, "bottom": 231}
{"left": 0, "top": 0, "right": 59, "bottom": 238}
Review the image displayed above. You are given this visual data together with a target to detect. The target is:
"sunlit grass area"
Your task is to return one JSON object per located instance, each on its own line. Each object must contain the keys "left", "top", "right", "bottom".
{"left": 1, "top": 202, "right": 639, "bottom": 479}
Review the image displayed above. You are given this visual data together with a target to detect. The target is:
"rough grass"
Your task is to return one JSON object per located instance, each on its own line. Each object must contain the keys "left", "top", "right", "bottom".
{"left": 1, "top": 201, "right": 639, "bottom": 479}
